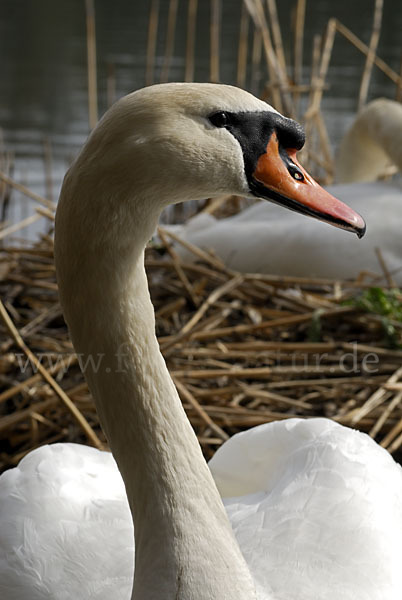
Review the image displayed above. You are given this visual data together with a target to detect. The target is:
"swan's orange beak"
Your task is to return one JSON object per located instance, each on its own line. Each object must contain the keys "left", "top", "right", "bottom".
{"left": 252, "top": 133, "right": 366, "bottom": 238}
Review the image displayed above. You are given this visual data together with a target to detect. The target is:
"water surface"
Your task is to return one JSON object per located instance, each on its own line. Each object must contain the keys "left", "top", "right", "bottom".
{"left": 1, "top": 0, "right": 401, "bottom": 235}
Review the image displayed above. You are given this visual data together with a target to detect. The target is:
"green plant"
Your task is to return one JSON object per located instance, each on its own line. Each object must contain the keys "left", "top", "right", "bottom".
{"left": 346, "top": 288, "right": 402, "bottom": 348}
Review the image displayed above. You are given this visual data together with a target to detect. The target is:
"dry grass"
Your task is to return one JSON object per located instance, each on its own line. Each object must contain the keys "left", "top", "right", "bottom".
{"left": 1, "top": 225, "right": 402, "bottom": 472}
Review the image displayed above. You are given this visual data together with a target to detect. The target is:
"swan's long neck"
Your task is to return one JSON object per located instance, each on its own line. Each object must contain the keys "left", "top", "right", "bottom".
{"left": 55, "top": 173, "right": 257, "bottom": 600}
{"left": 336, "top": 99, "right": 402, "bottom": 183}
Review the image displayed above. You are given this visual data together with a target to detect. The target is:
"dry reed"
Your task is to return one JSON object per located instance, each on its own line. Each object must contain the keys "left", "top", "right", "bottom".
{"left": 1, "top": 217, "right": 402, "bottom": 470}
{"left": 185, "top": 0, "right": 198, "bottom": 82}
{"left": 210, "top": 0, "right": 221, "bottom": 82}
{"left": 160, "top": 0, "right": 179, "bottom": 83}
{"left": 85, "top": 0, "right": 98, "bottom": 130}
{"left": 146, "top": 0, "right": 160, "bottom": 86}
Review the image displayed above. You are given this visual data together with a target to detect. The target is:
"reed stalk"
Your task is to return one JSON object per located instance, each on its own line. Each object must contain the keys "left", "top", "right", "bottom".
{"left": 237, "top": 2, "right": 249, "bottom": 88}
{"left": 250, "top": 27, "right": 263, "bottom": 95}
{"left": 313, "top": 111, "right": 334, "bottom": 182}
{"left": 247, "top": 0, "right": 295, "bottom": 115}
{"left": 85, "top": 0, "right": 98, "bottom": 130}
{"left": 146, "top": 0, "right": 160, "bottom": 86}
{"left": 0, "top": 171, "right": 55, "bottom": 211}
{"left": 0, "top": 213, "right": 41, "bottom": 241}
{"left": 210, "top": 0, "right": 221, "bottom": 82}
{"left": 160, "top": 0, "right": 179, "bottom": 83}
{"left": 293, "top": 0, "right": 306, "bottom": 117}
{"left": 185, "top": 0, "right": 198, "bottom": 81}
{"left": 247, "top": 0, "right": 282, "bottom": 110}
{"left": 351, "top": 367, "right": 402, "bottom": 426}
{"left": 358, "top": 0, "right": 384, "bottom": 110}
{"left": 304, "top": 18, "right": 336, "bottom": 121}
{"left": 300, "top": 33, "right": 321, "bottom": 168}
{"left": 335, "top": 19, "right": 402, "bottom": 86}
{"left": 0, "top": 299, "right": 104, "bottom": 450}
{"left": 266, "top": 0, "right": 286, "bottom": 75}
{"left": 370, "top": 391, "right": 402, "bottom": 439}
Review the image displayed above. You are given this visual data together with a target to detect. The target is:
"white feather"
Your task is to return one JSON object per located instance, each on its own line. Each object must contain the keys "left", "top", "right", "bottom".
{"left": 1, "top": 420, "right": 402, "bottom": 599}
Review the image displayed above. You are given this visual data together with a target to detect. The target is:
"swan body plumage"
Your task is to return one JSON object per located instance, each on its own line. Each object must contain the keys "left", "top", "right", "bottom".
{"left": 0, "top": 444, "right": 133, "bottom": 599}
{"left": 167, "top": 180, "right": 402, "bottom": 281}
{"left": 168, "top": 99, "right": 402, "bottom": 281}
{"left": 1, "top": 420, "right": 402, "bottom": 600}
{"left": 0, "top": 83, "right": 400, "bottom": 599}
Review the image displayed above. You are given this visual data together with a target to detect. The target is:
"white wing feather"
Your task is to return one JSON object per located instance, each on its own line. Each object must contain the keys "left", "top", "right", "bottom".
{"left": 0, "top": 444, "right": 133, "bottom": 599}
{"left": 210, "top": 419, "right": 402, "bottom": 600}
{"left": 1, "top": 420, "right": 402, "bottom": 599}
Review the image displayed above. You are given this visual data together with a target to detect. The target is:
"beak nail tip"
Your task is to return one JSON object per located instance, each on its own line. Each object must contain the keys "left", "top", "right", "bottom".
{"left": 357, "top": 225, "right": 366, "bottom": 239}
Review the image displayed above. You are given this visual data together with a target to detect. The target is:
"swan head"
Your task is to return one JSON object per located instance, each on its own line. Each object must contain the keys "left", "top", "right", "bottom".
{"left": 61, "top": 83, "right": 365, "bottom": 240}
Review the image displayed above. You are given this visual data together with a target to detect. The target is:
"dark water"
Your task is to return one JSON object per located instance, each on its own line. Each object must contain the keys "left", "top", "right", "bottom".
{"left": 1, "top": 0, "right": 401, "bottom": 236}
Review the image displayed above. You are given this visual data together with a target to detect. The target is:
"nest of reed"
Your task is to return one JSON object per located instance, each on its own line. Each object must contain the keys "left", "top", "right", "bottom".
{"left": 1, "top": 219, "right": 402, "bottom": 473}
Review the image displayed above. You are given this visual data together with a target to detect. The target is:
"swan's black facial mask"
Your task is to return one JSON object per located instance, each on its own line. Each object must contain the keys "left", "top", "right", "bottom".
{"left": 208, "top": 110, "right": 366, "bottom": 238}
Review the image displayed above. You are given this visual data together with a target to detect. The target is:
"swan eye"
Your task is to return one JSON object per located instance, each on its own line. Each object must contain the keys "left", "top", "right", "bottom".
{"left": 209, "top": 111, "right": 229, "bottom": 128}
{"left": 289, "top": 165, "right": 304, "bottom": 181}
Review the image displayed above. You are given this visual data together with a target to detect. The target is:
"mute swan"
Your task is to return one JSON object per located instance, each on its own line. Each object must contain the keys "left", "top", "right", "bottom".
{"left": 0, "top": 83, "right": 401, "bottom": 600}
{"left": 168, "top": 98, "right": 402, "bottom": 282}
{"left": 336, "top": 98, "right": 402, "bottom": 183}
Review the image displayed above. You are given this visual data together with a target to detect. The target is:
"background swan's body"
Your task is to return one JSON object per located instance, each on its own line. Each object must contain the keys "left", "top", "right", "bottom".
{"left": 1, "top": 419, "right": 402, "bottom": 600}
{"left": 0, "top": 84, "right": 399, "bottom": 599}
{"left": 167, "top": 181, "right": 402, "bottom": 281}
{"left": 168, "top": 99, "right": 402, "bottom": 281}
